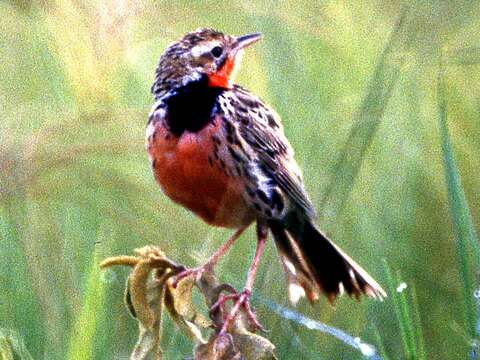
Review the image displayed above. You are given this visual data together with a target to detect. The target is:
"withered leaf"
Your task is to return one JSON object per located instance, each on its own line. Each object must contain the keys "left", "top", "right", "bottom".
{"left": 194, "top": 333, "right": 243, "bottom": 360}
{"left": 102, "top": 246, "right": 276, "bottom": 360}
{"left": 130, "top": 261, "right": 168, "bottom": 359}
{"left": 168, "top": 276, "right": 212, "bottom": 328}
{"left": 124, "top": 278, "right": 136, "bottom": 318}
{"left": 193, "top": 329, "right": 277, "bottom": 360}
{"left": 231, "top": 329, "right": 277, "bottom": 360}
{"left": 128, "top": 258, "right": 158, "bottom": 329}
{"left": 164, "top": 277, "right": 209, "bottom": 344}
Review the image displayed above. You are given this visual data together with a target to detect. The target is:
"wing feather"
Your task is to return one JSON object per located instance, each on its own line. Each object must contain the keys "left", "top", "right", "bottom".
{"left": 225, "top": 86, "right": 316, "bottom": 219}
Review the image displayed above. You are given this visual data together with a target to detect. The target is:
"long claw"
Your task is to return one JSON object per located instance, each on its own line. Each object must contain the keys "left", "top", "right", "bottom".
{"left": 243, "top": 299, "right": 266, "bottom": 332}
{"left": 171, "top": 266, "right": 204, "bottom": 288}
{"left": 213, "top": 225, "right": 269, "bottom": 334}
{"left": 211, "top": 288, "right": 265, "bottom": 335}
{"left": 210, "top": 293, "right": 238, "bottom": 315}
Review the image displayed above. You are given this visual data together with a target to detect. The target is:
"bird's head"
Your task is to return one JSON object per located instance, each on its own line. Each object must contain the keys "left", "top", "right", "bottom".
{"left": 152, "top": 28, "right": 262, "bottom": 98}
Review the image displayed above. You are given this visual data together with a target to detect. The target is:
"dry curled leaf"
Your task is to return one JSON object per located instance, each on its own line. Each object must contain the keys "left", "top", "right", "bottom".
{"left": 164, "top": 276, "right": 211, "bottom": 344}
{"left": 230, "top": 329, "right": 277, "bottom": 360}
{"left": 129, "top": 266, "right": 172, "bottom": 360}
{"left": 101, "top": 246, "right": 276, "bottom": 360}
{"left": 194, "top": 330, "right": 277, "bottom": 360}
{"left": 194, "top": 333, "right": 243, "bottom": 360}
{"left": 101, "top": 246, "right": 176, "bottom": 360}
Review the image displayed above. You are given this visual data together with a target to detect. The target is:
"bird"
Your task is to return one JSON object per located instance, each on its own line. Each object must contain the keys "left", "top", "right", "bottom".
{"left": 146, "top": 28, "right": 386, "bottom": 333}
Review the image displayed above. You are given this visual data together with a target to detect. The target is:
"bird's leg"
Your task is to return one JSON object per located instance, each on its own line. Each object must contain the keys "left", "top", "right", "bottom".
{"left": 172, "top": 226, "right": 247, "bottom": 287}
{"left": 211, "top": 222, "right": 268, "bottom": 334}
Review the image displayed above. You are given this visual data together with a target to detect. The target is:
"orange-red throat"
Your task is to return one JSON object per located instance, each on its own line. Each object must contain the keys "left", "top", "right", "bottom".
{"left": 207, "top": 32, "right": 262, "bottom": 89}
{"left": 208, "top": 55, "right": 237, "bottom": 88}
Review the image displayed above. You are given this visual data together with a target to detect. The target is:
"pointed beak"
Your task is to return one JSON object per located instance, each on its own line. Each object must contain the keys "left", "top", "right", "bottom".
{"left": 233, "top": 32, "right": 262, "bottom": 52}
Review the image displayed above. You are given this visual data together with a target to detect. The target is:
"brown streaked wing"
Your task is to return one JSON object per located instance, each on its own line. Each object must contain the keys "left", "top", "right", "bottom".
{"left": 231, "top": 87, "right": 316, "bottom": 219}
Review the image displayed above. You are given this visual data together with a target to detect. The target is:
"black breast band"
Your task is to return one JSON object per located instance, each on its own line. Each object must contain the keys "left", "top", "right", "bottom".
{"left": 164, "top": 75, "right": 224, "bottom": 136}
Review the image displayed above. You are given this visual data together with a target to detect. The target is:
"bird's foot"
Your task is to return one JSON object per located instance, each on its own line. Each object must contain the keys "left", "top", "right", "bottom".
{"left": 210, "top": 288, "right": 265, "bottom": 334}
{"left": 171, "top": 266, "right": 207, "bottom": 288}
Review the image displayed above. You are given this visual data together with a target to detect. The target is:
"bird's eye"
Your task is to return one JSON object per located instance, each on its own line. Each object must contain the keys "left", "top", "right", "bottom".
{"left": 211, "top": 46, "right": 223, "bottom": 58}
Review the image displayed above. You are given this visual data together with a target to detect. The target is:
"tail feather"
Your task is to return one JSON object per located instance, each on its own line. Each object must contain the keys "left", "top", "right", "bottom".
{"left": 270, "top": 224, "right": 320, "bottom": 304}
{"left": 269, "top": 220, "right": 386, "bottom": 303}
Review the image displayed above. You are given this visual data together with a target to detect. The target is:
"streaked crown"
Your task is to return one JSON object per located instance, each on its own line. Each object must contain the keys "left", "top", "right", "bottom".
{"left": 151, "top": 28, "right": 261, "bottom": 99}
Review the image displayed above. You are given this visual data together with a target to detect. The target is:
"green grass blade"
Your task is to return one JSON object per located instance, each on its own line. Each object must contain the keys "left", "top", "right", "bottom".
{"left": 410, "top": 285, "right": 426, "bottom": 360}
{"left": 383, "top": 261, "right": 413, "bottom": 358}
{"left": 396, "top": 270, "right": 417, "bottom": 359}
{"left": 382, "top": 271, "right": 426, "bottom": 360}
{"left": 319, "top": 7, "right": 410, "bottom": 218}
{"left": 437, "top": 64, "right": 480, "bottom": 340}
{"left": 66, "top": 242, "right": 106, "bottom": 360}
{"left": 373, "top": 327, "right": 389, "bottom": 360}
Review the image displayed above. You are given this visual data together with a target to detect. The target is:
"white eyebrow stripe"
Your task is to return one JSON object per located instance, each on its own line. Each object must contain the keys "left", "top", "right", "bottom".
{"left": 191, "top": 43, "right": 213, "bottom": 57}
{"left": 190, "top": 42, "right": 221, "bottom": 58}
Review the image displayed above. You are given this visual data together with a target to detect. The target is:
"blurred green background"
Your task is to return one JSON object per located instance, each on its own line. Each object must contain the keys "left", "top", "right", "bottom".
{"left": 1, "top": 0, "right": 479, "bottom": 359}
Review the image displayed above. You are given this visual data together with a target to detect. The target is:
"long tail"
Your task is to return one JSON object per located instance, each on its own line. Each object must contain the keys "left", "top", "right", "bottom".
{"left": 269, "top": 219, "right": 386, "bottom": 304}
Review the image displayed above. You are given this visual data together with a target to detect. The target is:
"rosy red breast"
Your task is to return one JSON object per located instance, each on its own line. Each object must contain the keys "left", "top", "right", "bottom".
{"left": 147, "top": 115, "right": 254, "bottom": 229}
